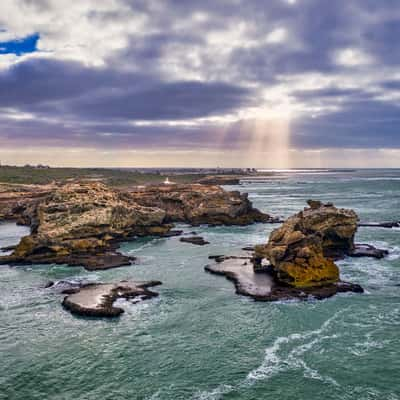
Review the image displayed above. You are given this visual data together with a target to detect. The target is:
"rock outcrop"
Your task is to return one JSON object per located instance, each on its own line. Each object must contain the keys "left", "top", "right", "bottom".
{"left": 205, "top": 254, "right": 363, "bottom": 301}
{"left": 206, "top": 201, "right": 391, "bottom": 301}
{"left": 0, "top": 183, "right": 171, "bottom": 270}
{"left": 256, "top": 200, "right": 358, "bottom": 288}
{"left": 130, "top": 184, "right": 275, "bottom": 225}
{"left": 0, "top": 183, "right": 54, "bottom": 224}
{"left": 255, "top": 200, "right": 359, "bottom": 288}
{"left": 61, "top": 280, "right": 161, "bottom": 317}
{"left": 197, "top": 175, "right": 240, "bottom": 185}
{"left": 180, "top": 236, "right": 210, "bottom": 246}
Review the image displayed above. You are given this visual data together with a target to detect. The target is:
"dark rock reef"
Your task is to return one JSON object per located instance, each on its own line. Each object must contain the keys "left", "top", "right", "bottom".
{"left": 180, "top": 236, "right": 210, "bottom": 246}
{"left": 197, "top": 175, "right": 240, "bottom": 185}
{"left": 0, "top": 183, "right": 171, "bottom": 270}
{"left": 130, "top": 184, "right": 276, "bottom": 226}
{"left": 350, "top": 243, "right": 389, "bottom": 259}
{"left": 359, "top": 221, "right": 400, "bottom": 228}
{"left": 62, "top": 280, "right": 161, "bottom": 317}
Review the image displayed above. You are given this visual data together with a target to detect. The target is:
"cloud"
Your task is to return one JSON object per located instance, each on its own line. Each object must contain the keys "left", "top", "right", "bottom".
{"left": 0, "top": 0, "right": 399, "bottom": 166}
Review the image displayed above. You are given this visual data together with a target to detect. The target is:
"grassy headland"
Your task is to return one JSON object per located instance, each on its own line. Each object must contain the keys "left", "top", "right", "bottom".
{"left": 0, "top": 165, "right": 254, "bottom": 187}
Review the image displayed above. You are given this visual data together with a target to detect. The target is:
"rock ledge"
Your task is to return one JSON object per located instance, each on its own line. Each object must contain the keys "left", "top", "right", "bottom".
{"left": 62, "top": 280, "right": 161, "bottom": 317}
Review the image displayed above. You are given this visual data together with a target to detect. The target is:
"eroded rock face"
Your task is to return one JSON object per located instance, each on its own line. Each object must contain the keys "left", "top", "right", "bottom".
{"left": 256, "top": 200, "right": 359, "bottom": 288}
{"left": 0, "top": 183, "right": 171, "bottom": 269}
{"left": 0, "top": 183, "right": 54, "bottom": 224}
{"left": 130, "top": 184, "right": 274, "bottom": 225}
{"left": 299, "top": 200, "right": 358, "bottom": 258}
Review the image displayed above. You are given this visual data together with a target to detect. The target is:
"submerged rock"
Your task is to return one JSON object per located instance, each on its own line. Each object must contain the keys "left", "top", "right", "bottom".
{"left": 62, "top": 280, "right": 161, "bottom": 317}
{"left": 358, "top": 221, "right": 400, "bottom": 228}
{"left": 180, "top": 236, "right": 210, "bottom": 246}
{"left": 350, "top": 244, "right": 389, "bottom": 259}
{"left": 205, "top": 256, "right": 363, "bottom": 301}
{"left": 129, "top": 184, "right": 275, "bottom": 226}
{"left": 0, "top": 183, "right": 171, "bottom": 270}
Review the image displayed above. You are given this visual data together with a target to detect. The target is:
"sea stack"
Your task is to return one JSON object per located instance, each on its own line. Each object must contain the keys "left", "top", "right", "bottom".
{"left": 255, "top": 200, "right": 359, "bottom": 287}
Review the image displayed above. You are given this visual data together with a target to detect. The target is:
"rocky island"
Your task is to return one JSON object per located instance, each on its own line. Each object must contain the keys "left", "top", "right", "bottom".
{"left": 206, "top": 200, "right": 387, "bottom": 301}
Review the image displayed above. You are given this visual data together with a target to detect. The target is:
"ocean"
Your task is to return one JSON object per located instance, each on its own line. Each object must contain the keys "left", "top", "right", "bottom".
{"left": 1, "top": 169, "right": 399, "bottom": 400}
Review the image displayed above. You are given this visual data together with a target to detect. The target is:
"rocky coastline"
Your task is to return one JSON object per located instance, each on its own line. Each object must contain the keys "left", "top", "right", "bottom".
{"left": 0, "top": 180, "right": 393, "bottom": 316}
{"left": 0, "top": 181, "right": 273, "bottom": 270}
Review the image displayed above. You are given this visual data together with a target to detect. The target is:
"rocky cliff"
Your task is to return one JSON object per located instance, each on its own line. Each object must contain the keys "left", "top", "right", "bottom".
{"left": 129, "top": 184, "right": 275, "bottom": 225}
{"left": 0, "top": 183, "right": 171, "bottom": 270}
{"left": 0, "top": 183, "right": 54, "bottom": 224}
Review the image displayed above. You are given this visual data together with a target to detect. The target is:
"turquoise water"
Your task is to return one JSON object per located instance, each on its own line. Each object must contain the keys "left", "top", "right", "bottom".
{"left": 1, "top": 169, "right": 399, "bottom": 400}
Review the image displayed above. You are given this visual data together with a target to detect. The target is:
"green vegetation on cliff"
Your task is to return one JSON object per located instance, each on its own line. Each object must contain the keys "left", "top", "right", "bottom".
{"left": 0, "top": 166, "right": 208, "bottom": 186}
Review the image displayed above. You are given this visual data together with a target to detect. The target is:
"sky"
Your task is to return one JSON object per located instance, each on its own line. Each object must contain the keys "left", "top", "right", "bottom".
{"left": 0, "top": 0, "right": 399, "bottom": 168}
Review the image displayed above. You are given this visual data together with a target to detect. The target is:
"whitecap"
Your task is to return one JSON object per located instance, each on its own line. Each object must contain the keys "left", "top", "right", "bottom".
{"left": 195, "top": 310, "right": 347, "bottom": 399}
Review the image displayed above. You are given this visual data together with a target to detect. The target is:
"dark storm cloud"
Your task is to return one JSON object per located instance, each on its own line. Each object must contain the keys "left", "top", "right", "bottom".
{"left": 381, "top": 80, "right": 400, "bottom": 91}
{"left": 292, "top": 88, "right": 366, "bottom": 100}
{"left": 72, "top": 81, "right": 253, "bottom": 120}
{"left": 0, "top": 58, "right": 252, "bottom": 121}
{"left": 292, "top": 100, "right": 400, "bottom": 149}
{"left": 0, "top": 0, "right": 399, "bottom": 151}
{"left": 0, "top": 58, "right": 151, "bottom": 107}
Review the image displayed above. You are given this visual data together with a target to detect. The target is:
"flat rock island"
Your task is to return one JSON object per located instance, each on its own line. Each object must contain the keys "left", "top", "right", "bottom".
{"left": 62, "top": 280, "right": 162, "bottom": 317}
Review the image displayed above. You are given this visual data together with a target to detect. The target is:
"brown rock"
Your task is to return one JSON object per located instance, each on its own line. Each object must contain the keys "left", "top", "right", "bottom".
{"left": 129, "top": 184, "right": 274, "bottom": 226}
{"left": 0, "top": 183, "right": 54, "bottom": 224}
{"left": 197, "top": 175, "right": 240, "bottom": 185}
{"left": 257, "top": 201, "right": 359, "bottom": 288}
{"left": 0, "top": 182, "right": 171, "bottom": 270}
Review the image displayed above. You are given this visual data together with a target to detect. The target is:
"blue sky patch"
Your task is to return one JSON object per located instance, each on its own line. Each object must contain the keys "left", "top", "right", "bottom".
{"left": 0, "top": 33, "right": 39, "bottom": 56}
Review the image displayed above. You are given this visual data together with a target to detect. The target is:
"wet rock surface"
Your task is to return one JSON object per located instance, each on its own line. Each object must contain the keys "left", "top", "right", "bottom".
{"left": 129, "top": 184, "right": 276, "bottom": 226}
{"left": 350, "top": 244, "right": 389, "bottom": 259}
{"left": 359, "top": 221, "right": 400, "bottom": 228}
{"left": 180, "top": 236, "right": 210, "bottom": 246}
{"left": 62, "top": 280, "right": 161, "bottom": 317}
{"left": 205, "top": 256, "right": 363, "bottom": 301}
